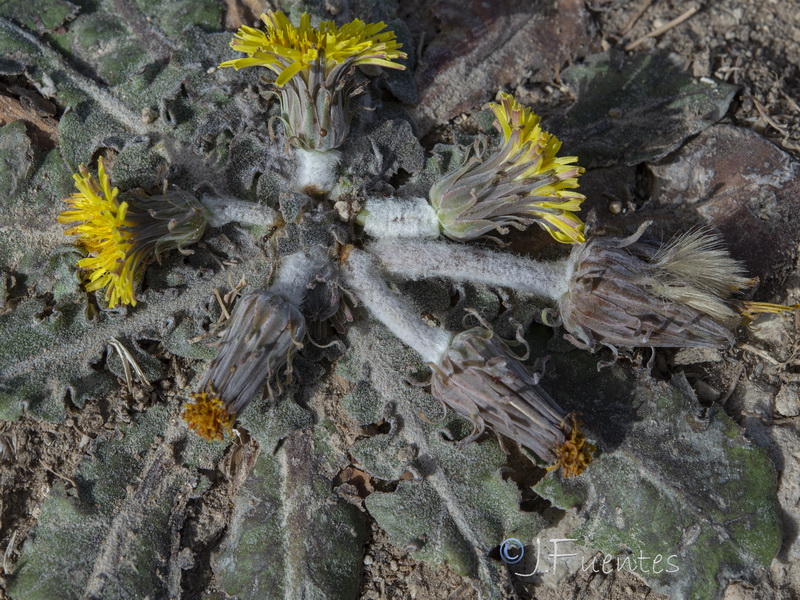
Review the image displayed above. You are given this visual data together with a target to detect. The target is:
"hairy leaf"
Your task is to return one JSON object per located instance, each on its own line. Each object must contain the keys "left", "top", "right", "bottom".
{"left": 555, "top": 50, "right": 738, "bottom": 167}
{"left": 535, "top": 368, "right": 781, "bottom": 600}
{"left": 342, "top": 317, "right": 544, "bottom": 596}
{"left": 212, "top": 423, "right": 369, "bottom": 599}
{"left": 8, "top": 404, "right": 225, "bottom": 599}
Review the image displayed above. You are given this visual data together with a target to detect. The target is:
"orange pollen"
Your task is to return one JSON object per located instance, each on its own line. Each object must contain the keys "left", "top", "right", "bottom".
{"left": 549, "top": 414, "right": 595, "bottom": 478}
{"left": 182, "top": 392, "right": 235, "bottom": 441}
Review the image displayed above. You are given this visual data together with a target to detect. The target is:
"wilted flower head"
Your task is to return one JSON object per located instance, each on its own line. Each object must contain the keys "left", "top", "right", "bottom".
{"left": 219, "top": 11, "right": 406, "bottom": 151}
{"left": 430, "top": 327, "right": 593, "bottom": 477}
{"left": 429, "top": 92, "right": 585, "bottom": 244}
{"left": 58, "top": 158, "right": 209, "bottom": 307}
{"left": 182, "top": 291, "right": 307, "bottom": 441}
{"left": 559, "top": 225, "right": 751, "bottom": 353}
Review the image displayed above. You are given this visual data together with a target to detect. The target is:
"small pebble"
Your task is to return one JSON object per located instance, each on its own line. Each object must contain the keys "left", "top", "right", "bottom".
{"left": 363, "top": 554, "right": 373, "bottom": 566}
{"left": 141, "top": 107, "right": 158, "bottom": 124}
{"left": 608, "top": 200, "right": 624, "bottom": 215}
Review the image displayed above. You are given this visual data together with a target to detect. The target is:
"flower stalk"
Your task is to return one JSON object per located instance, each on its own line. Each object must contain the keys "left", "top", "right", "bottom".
{"left": 357, "top": 197, "right": 441, "bottom": 240}
{"left": 366, "top": 239, "right": 570, "bottom": 299}
{"left": 342, "top": 247, "right": 592, "bottom": 476}
{"left": 200, "top": 195, "right": 278, "bottom": 228}
{"left": 365, "top": 227, "right": 753, "bottom": 354}
{"left": 342, "top": 248, "right": 452, "bottom": 364}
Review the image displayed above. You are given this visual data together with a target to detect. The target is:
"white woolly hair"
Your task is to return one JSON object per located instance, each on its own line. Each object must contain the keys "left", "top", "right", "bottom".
{"left": 343, "top": 248, "right": 453, "bottom": 364}
{"left": 362, "top": 197, "right": 440, "bottom": 239}
{"left": 294, "top": 148, "right": 342, "bottom": 194}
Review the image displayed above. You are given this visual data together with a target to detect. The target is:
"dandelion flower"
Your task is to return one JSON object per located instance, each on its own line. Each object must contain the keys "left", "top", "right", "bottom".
{"left": 430, "top": 92, "right": 585, "bottom": 244}
{"left": 219, "top": 10, "right": 406, "bottom": 152}
{"left": 430, "top": 327, "right": 593, "bottom": 477}
{"left": 560, "top": 225, "right": 752, "bottom": 353}
{"left": 58, "top": 158, "right": 210, "bottom": 307}
{"left": 183, "top": 291, "right": 307, "bottom": 441}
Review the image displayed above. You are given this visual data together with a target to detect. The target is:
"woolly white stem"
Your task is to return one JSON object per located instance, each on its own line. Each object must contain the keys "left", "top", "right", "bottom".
{"left": 295, "top": 148, "right": 341, "bottom": 194}
{"left": 270, "top": 247, "right": 330, "bottom": 307}
{"left": 367, "top": 239, "right": 571, "bottom": 301}
{"left": 201, "top": 195, "right": 278, "bottom": 228}
{"left": 359, "top": 197, "right": 440, "bottom": 239}
{"left": 343, "top": 249, "right": 453, "bottom": 364}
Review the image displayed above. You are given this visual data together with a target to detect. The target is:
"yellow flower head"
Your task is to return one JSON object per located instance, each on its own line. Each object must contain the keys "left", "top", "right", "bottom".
{"left": 58, "top": 158, "right": 138, "bottom": 307}
{"left": 219, "top": 10, "right": 407, "bottom": 85}
{"left": 59, "top": 159, "right": 209, "bottom": 308}
{"left": 489, "top": 92, "right": 586, "bottom": 243}
{"left": 218, "top": 11, "right": 407, "bottom": 151}
{"left": 182, "top": 391, "right": 235, "bottom": 442}
{"left": 429, "top": 92, "right": 586, "bottom": 244}
{"left": 548, "top": 415, "right": 595, "bottom": 478}
{"left": 182, "top": 291, "right": 307, "bottom": 441}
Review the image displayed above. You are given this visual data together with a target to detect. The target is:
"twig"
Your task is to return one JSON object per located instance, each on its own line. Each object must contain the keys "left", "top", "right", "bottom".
{"left": 739, "top": 343, "right": 782, "bottom": 365}
{"left": 781, "top": 90, "right": 800, "bottom": 114}
{"left": 108, "top": 337, "right": 152, "bottom": 391}
{"left": 620, "top": 0, "right": 654, "bottom": 37}
{"left": 753, "top": 96, "right": 790, "bottom": 135}
{"left": 214, "top": 288, "right": 232, "bottom": 320}
{"left": 625, "top": 6, "right": 699, "bottom": 51}
{"left": 223, "top": 274, "right": 248, "bottom": 307}
{"left": 719, "top": 362, "right": 744, "bottom": 406}
{"left": 44, "top": 465, "right": 78, "bottom": 488}
{"left": 3, "top": 531, "right": 16, "bottom": 575}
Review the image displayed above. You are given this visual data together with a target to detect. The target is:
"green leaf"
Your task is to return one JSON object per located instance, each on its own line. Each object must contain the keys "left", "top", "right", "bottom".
{"left": 8, "top": 404, "right": 225, "bottom": 600}
{"left": 0, "top": 0, "right": 77, "bottom": 32}
{"left": 556, "top": 50, "right": 738, "bottom": 167}
{"left": 535, "top": 371, "right": 781, "bottom": 600}
{"left": 213, "top": 418, "right": 369, "bottom": 599}
{"left": 342, "top": 317, "right": 544, "bottom": 595}
{"left": 0, "top": 13, "right": 278, "bottom": 422}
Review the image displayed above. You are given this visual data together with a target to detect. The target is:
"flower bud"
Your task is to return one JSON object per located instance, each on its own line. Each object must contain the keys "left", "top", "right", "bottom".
{"left": 182, "top": 291, "right": 307, "bottom": 441}
{"left": 430, "top": 327, "right": 593, "bottom": 477}
{"left": 559, "top": 226, "right": 751, "bottom": 351}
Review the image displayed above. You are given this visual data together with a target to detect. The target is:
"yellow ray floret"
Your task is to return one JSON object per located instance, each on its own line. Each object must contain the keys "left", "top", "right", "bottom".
{"left": 182, "top": 391, "right": 235, "bottom": 441}
{"left": 219, "top": 10, "right": 406, "bottom": 85}
{"left": 740, "top": 301, "right": 800, "bottom": 323}
{"left": 491, "top": 93, "right": 583, "bottom": 183}
{"left": 538, "top": 210, "right": 586, "bottom": 244}
{"left": 490, "top": 92, "right": 586, "bottom": 243}
{"left": 58, "top": 158, "right": 138, "bottom": 307}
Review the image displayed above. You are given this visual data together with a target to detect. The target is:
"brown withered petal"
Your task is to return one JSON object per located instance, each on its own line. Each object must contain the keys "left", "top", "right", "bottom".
{"left": 430, "top": 327, "right": 592, "bottom": 476}
{"left": 560, "top": 225, "right": 749, "bottom": 352}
